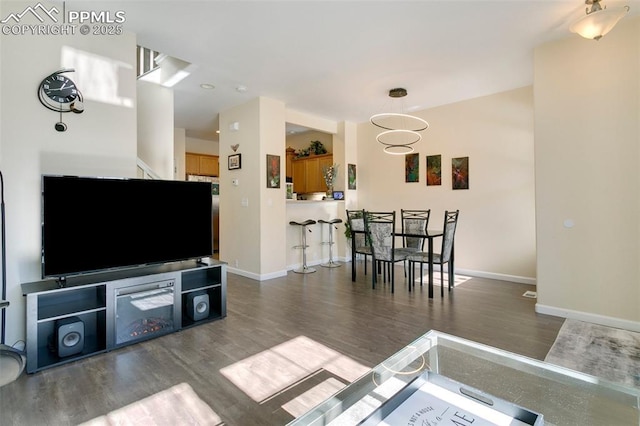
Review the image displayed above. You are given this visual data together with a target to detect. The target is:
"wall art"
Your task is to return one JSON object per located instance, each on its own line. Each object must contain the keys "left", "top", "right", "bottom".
{"left": 426, "top": 155, "right": 441, "bottom": 186}
{"left": 348, "top": 163, "right": 357, "bottom": 189}
{"left": 405, "top": 153, "right": 419, "bottom": 183}
{"left": 267, "top": 154, "right": 281, "bottom": 188}
{"left": 452, "top": 156, "right": 469, "bottom": 190}
{"left": 228, "top": 154, "right": 241, "bottom": 170}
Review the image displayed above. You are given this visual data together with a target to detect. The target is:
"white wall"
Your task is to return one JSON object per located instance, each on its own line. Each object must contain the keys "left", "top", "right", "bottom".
{"left": 357, "top": 87, "right": 536, "bottom": 282}
{"left": 219, "top": 98, "right": 264, "bottom": 276}
{"left": 137, "top": 81, "right": 174, "bottom": 179}
{"left": 174, "top": 128, "right": 186, "bottom": 180}
{"left": 259, "top": 98, "right": 287, "bottom": 276}
{"left": 186, "top": 136, "right": 219, "bottom": 155}
{"left": 0, "top": 4, "right": 138, "bottom": 344}
{"left": 534, "top": 17, "right": 640, "bottom": 329}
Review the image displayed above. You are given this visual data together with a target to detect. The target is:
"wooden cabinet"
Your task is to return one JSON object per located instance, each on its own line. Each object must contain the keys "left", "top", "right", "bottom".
{"left": 292, "top": 160, "right": 307, "bottom": 193}
{"left": 292, "top": 154, "right": 333, "bottom": 194}
{"left": 186, "top": 153, "right": 219, "bottom": 177}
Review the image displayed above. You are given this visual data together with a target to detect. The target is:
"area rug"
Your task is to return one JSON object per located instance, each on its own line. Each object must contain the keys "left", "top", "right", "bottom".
{"left": 545, "top": 319, "right": 640, "bottom": 389}
{"left": 79, "top": 382, "right": 222, "bottom": 426}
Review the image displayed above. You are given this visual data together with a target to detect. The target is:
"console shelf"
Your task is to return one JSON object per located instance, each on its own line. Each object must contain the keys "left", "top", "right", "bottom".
{"left": 22, "top": 259, "right": 227, "bottom": 373}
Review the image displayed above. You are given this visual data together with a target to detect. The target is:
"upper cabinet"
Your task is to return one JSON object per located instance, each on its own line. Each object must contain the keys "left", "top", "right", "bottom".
{"left": 186, "top": 153, "right": 219, "bottom": 177}
{"left": 291, "top": 153, "right": 333, "bottom": 194}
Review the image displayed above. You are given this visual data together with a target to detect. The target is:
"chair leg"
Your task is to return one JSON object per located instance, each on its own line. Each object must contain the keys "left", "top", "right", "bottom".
{"left": 391, "top": 265, "right": 395, "bottom": 293}
{"left": 440, "top": 265, "right": 444, "bottom": 298}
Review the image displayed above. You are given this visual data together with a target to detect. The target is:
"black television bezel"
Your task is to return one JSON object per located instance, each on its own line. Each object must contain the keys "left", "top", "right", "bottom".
{"left": 41, "top": 174, "right": 213, "bottom": 279}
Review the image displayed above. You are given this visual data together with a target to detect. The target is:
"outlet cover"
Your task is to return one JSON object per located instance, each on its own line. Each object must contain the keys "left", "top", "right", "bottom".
{"left": 522, "top": 291, "right": 537, "bottom": 299}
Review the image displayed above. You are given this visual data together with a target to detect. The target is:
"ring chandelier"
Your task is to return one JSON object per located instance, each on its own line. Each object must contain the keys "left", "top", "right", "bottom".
{"left": 370, "top": 88, "right": 429, "bottom": 155}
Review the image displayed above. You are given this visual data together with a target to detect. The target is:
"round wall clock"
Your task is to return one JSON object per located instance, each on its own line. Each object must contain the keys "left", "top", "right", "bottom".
{"left": 37, "top": 69, "right": 84, "bottom": 131}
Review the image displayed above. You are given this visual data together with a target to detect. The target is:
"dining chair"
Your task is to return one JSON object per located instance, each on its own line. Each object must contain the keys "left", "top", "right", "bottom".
{"left": 346, "top": 209, "right": 372, "bottom": 280}
{"left": 395, "top": 209, "right": 430, "bottom": 257}
{"left": 364, "top": 211, "right": 407, "bottom": 293}
{"left": 406, "top": 210, "right": 459, "bottom": 297}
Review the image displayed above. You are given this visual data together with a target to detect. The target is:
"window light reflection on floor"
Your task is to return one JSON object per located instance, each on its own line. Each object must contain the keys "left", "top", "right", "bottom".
{"left": 219, "top": 336, "right": 370, "bottom": 405}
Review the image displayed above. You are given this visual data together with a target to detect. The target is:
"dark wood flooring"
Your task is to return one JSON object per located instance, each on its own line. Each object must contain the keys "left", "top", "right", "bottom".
{"left": 0, "top": 261, "right": 565, "bottom": 425}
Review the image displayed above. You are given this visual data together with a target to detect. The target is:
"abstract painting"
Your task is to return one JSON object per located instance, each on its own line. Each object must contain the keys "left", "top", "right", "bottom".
{"left": 452, "top": 156, "right": 469, "bottom": 190}
{"left": 426, "top": 155, "right": 441, "bottom": 186}
{"left": 405, "top": 153, "right": 419, "bottom": 183}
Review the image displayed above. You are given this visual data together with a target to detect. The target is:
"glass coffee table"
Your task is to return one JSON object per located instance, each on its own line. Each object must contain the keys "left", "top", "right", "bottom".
{"left": 289, "top": 330, "right": 639, "bottom": 425}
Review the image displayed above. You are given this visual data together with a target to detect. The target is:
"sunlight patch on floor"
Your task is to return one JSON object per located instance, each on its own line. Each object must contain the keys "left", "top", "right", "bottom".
{"left": 413, "top": 272, "right": 471, "bottom": 287}
{"left": 79, "top": 382, "right": 222, "bottom": 426}
{"left": 219, "top": 336, "right": 370, "bottom": 404}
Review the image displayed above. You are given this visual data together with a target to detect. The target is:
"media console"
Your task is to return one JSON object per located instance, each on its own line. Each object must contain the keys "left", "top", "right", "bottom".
{"left": 21, "top": 259, "right": 226, "bottom": 373}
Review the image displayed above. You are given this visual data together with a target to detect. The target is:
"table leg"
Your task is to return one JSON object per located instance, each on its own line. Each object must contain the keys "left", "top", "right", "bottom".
{"left": 351, "top": 247, "right": 356, "bottom": 282}
{"left": 428, "top": 237, "right": 434, "bottom": 298}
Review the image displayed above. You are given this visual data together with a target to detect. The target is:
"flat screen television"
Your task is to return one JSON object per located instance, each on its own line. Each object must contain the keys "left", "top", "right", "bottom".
{"left": 41, "top": 175, "right": 213, "bottom": 278}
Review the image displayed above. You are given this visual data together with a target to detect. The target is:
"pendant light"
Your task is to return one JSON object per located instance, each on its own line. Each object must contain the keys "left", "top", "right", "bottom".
{"left": 370, "top": 88, "right": 429, "bottom": 155}
{"left": 570, "top": 0, "right": 630, "bottom": 40}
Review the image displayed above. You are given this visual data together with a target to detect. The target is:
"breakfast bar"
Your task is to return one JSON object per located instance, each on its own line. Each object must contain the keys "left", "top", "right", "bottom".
{"left": 286, "top": 199, "right": 346, "bottom": 271}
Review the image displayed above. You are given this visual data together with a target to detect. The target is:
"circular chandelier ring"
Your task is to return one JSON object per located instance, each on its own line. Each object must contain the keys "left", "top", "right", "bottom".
{"left": 376, "top": 129, "right": 422, "bottom": 146}
{"left": 384, "top": 145, "right": 415, "bottom": 155}
{"left": 370, "top": 113, "right": 429, "bottom": 132}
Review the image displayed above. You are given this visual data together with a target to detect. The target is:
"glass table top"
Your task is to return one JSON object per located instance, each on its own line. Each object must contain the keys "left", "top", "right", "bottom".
{"left": 288, "top": 330, "right": 640, "bottom": 425}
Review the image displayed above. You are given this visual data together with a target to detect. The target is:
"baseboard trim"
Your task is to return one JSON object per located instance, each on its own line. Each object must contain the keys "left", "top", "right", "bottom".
{"left": 535, "top": 304, "right": 640, "bottom": 332}
{"left": 227, "top": 267, "right": 288, "bottom": 281}
{"left": 340, "top": 258, "right": 535, "bottom": 285}
{"left": 455, "top": 268, "right": 536, "bottom": 285}
{"left": 233, "top": 259, "right": 536, "bottom": 286}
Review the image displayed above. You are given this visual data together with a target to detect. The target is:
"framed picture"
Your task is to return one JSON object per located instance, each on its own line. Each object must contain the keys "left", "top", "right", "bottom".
{"left": 452, "top": 156, "right": 469, "bottom": 190}
{"left": 405, "top": 153, "right": 419, "bottom": 183}
{"left": 332, "top": 190, "right": 344, "bottom": 200}
{"left": 267, "top": 154, "right": 281, "bottom": 188}
{"left": 228, "top": 154, "right": 241, "bottom": 170}
{"left": 426, "top": 155, "right": 442, "bottom": 186}
{"left": 348, "top": 164, "right": 357, "bottom": 190}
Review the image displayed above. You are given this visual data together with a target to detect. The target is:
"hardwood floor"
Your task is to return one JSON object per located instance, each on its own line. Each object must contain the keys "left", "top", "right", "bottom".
{"left": 0, "top": 262, "right": 564, "bottom": 426}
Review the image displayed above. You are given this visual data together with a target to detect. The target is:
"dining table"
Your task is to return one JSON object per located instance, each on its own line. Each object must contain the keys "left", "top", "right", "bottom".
{"left": 392, "top": 229, "right": 450, "bottom": 298}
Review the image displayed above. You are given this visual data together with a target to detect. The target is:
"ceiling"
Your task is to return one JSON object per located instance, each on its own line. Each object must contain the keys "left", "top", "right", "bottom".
{"left": 90, "top": 1, "right": 638, "bottom": 140}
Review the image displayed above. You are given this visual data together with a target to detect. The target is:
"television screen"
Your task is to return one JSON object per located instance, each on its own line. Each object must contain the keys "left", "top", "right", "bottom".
{"left": 42, "top": 175, "right": 213, "bottom": 278}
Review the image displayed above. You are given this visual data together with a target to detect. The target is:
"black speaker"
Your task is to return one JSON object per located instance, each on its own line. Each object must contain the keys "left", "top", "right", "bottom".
{"left": 186, "top": 292, "right": 210, "bottom": 321}
{"left": 55, "top": 316, "right": 84, "bottom": 357}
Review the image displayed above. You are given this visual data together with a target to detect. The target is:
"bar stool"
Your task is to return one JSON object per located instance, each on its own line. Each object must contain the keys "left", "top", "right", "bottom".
{"left": 318, "top": 218, "right": 342, "bottom": 268}
{"left": 289, "top": 219, "right": 317, "bottom": 274}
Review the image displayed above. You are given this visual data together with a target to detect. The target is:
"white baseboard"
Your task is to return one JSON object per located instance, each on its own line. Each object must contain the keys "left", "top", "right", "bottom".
{"left": 233, "top": 258, "right": 536, "bottom": 286}
{"left": 535, "top": 304, "right": 640, "bottom": 332}
{"left": 454, "top": 268, "right": 536, "bottom": 285}
{"left": 343, "top": 258, "right": 536, "bottom": 285}
{"left": 227, "top": 267, "right": 287, "bottom": 281}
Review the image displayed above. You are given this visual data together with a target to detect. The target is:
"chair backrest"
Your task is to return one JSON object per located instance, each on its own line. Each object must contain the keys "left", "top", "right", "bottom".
{"left": 364, "top": 211, "right": 395, "bottom": 262}
{"left": 440, "top": 210, "right": 459, "bottom": 263}
{"left": 346, "top": 209, "right": 368, "bottom": 252}
{"left": 401, "top": 209, "right": 430, "bottom": 250}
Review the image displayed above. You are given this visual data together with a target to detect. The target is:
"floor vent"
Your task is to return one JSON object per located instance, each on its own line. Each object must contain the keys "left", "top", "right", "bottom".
{"left": 522, "top": 291, "right": 537, "bottom": 299}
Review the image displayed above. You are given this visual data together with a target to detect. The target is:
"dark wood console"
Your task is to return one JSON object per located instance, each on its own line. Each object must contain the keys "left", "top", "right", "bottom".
{"left": 22, "top": 259, "right": 226, "bottom": 373}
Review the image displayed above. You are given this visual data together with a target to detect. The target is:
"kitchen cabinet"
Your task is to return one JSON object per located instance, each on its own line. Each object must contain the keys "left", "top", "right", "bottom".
{"left": 292, "top": 154, "right": 333, "bottom": 194}
{"left": 292, "top": 160, "right": 307, "bottom": 193}
{"left": 186, "top": 153, "right": 219, "bottom": 176}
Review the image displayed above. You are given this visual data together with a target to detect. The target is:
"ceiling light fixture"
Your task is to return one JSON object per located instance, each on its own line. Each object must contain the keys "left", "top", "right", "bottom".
{"left": 370, "top": 88, "right": 428, "bottom": 155}
{"left": 200, "top": 83, "right": 215, "bottom": 90}
{"left": 570, "top": 0, "right": 629, "bottom": 40}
